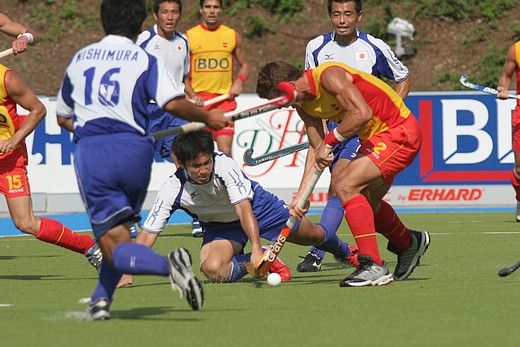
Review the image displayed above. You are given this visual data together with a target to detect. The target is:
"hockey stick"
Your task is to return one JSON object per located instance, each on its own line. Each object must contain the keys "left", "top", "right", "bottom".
{"left": 189, "top": 93, "right": 229, "bottom": 107}
{"left": 243, "top": 141, "right": 309, "bottom": 166}
{"left": 152, "top": 82, "right": 297, "bottom": 140}
{"left": 0, "top": 48, "right": 14, "bottom": 59}
{"left": 247, "top": 147, "right": 331, "bottom": 278}
{"left": 498, "top": 260, "right": 520, "bottom": 277}
{"left": 459, "top": 74, "right": 520, "bottom": 99}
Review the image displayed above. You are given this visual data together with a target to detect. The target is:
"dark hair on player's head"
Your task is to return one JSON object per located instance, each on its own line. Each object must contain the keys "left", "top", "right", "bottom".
{"left": 327, "top": 0, "right": 362, "bottom": 16}
{"left": 101, "top": 0, "right": 147, "bottom": 38}
{"left": 256, "top": 61, "right": 302, "bottom": 99}
{"left": 154, "top": 0, "right": 183, "bottom": 15}
{"left": 172, "top": 130, "right": 215, "bottom": 164}
{"left": 200, "top": 0, "right": 222, "bottom": 8}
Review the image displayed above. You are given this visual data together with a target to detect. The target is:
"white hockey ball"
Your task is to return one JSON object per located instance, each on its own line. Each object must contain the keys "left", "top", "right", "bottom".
{"left": 267, "top": 273, "right": 282, "bottom": 286}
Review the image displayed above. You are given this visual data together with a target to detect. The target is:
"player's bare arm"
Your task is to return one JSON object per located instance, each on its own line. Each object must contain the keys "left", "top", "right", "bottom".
{"left": 163, "top": 97, "right": 232, "bottom": 129}
{"left": 0, "top": 69, "right": 45, "bottom": 153}
{"left": 0, "top": 13, "right": 39, "bottom": 53}
{"left": 497, "top": 44, "right": 517, "bottom": 100}
{"left": 321, "top": 67, "right": 372, "bottom": 139}
{"left": 235, "top": 200, "right": 263, "bottom": 265}
{"left": 183, "top": 75, "right": 205, "bottom": 106}
{"left": 395, "top": 74, "right": 412, "bottom": 99}
{"left": 228, "top": 33, "right": 250, "bottom": 99}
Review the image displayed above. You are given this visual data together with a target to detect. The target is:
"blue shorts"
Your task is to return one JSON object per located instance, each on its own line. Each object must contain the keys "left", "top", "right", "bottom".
{"left": 148, "top": 104, "right": 188, "bottom": 158}
{"left": 198, "top": 181, "right": 291, "bottom": 249}
{"left": 74, "top": 133, "right": 155, "bottom": 239}
{"left": 201, "top": 219, "right": 289, "bottom": 249}
{"left": 327, "top": 121, "right": 360, "bottom": 172}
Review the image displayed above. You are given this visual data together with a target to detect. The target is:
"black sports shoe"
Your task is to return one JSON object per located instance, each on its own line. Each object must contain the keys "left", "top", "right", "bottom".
{"left": 88, "top": 297, "right": 110, "bottom": 320}
{"left": 296, "top": 253, "right": 322, "bottom": 272}
{"left": 393, "top": 231, "right": 430, "bottom": 281}
{"left": 387, "top": 238, "right": 421, "bottom": 266}
{"left": 167, "top": 248, "right": 204, "bottom": 310}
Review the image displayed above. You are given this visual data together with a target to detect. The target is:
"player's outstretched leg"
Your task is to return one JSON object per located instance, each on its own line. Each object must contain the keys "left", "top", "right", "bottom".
{"left": 297, "top": 196, "right": 344, "bottom": 272}
{"left": 168, "top": 248, "right": 204, "bottom": 311}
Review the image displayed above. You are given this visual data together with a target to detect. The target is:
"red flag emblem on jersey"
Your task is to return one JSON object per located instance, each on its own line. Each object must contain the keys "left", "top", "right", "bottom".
{"left": 223, "top": 41, "right": 228, "bottom": 48}
{"left": 356, "top": 52, "right": 367, "bottom": 60}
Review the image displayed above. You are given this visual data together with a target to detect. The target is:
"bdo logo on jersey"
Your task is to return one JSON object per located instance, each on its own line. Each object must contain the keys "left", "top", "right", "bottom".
{"left": 195, "top": 57, "right": 230, "bottom": 72}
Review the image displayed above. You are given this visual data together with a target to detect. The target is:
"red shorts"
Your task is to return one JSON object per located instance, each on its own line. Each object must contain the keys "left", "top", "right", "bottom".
{"left": 199, "top": 92, "right": 236, "bottom": 138}
{"left": 0, "top": 145, "right": 31, "bottom": 198}
{"left": 512, "top": 106, "right": 520, "bottom": 152}
{"left": 358, "top": 115, "right": 422, "bottom": 185}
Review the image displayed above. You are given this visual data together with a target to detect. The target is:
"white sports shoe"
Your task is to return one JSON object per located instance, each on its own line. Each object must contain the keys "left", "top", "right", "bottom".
{"left": 167, "top": 248, "right": 204, "bottom": 311}
{"left": 339, "top": 255, "right": 394, "bottom": 287}
{"left": 516, "top": 201, "right": 520, "bottom": 222}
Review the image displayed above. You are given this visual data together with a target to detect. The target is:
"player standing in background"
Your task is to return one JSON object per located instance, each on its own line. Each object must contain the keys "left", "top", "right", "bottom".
{"left": 0, "top": 61, "right": 102, "bottom": 271}
{"left": 122, "top": 130, "right": 358, "bottom": 284}
{"left": 186, "top": 0, "right": 250, "bottom": 156}
{"left": 257, "top": 61, "right": 429, "bottom": 287}
{"left": 297, "top": 0, "right": 412, "bottom": 272}
{"left": 56, "top": 0, "right": 232, "bottom": 320}
{"left": 134, "top": 0, "right": 204, "bottom": 239}
{"left": 0, "top": 12, "right": 39, "bottom": 54}
{"left": 497, "top": 41, "right": 520, "bottom": 222}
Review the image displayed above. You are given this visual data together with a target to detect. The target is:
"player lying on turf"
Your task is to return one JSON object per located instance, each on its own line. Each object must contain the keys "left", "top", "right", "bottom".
{"left": 257, "top": 61, "right": 430, "bottom": 287}
{"left": 117, "top": 130, "right": 358, "bottom": 287}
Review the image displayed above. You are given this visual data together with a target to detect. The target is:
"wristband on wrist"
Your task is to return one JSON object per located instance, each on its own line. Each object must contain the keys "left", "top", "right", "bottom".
{"left": 17, "top": 32, "right": 34, "bottom": 44}
{"left": 324, "top": 128, "right": 346, "bottom": 147}
{"left": 237, "top": 74, "right": 247, "bottom": 83}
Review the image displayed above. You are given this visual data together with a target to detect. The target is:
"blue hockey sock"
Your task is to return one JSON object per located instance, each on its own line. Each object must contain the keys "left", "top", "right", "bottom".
{"left": 229, "top": 253, "right": 251, "bottom": 282}
{"left": 113, "top": 242, "right": 169, "bottom": 276}
{"left": 308, "top": 196, "right": 345, "bottom": 259}
{"left": 316, "top": 223, "right": 350, "bottom": 260}
{"left": 91, "top": 258, "right": 123, "bottom": 303}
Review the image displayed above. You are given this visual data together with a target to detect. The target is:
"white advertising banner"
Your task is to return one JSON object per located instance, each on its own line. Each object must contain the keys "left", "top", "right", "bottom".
{"left": 8, "top": 91, "right": 516, "bottom": 213}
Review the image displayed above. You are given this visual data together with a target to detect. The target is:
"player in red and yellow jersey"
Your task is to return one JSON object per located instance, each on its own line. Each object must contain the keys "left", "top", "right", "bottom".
{"left": 185, "top": 0, "right": 250, "bottom": 155}
{"left": 0, "top": 63, "right": 102, "bottom": 270}
{"left": 257, "top": 61, "right": 430, "bottom": 287}
{"left": 497, "top": 41, "right": 520, "bottom": 222}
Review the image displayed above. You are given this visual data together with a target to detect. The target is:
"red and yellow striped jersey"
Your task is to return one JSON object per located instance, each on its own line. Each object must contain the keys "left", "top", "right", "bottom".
{"left": 302, "top": 61, "right": 411, "bottom": 140}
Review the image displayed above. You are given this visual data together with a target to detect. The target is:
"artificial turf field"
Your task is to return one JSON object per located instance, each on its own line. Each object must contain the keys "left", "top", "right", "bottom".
{"left": 1, "top": 212, "right": 520, "bottom": 347}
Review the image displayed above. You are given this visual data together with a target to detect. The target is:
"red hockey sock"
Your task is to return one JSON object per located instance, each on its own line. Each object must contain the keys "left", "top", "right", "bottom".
{"left": 374, "top": 200, "right": 411, "bottom": 250}
{"left": 342, "top": 194, "right": 382, "bottom": 265}
{"left": 511, "top": 170, "right": 520, "bottom": 201}
{"left": 35, "top": 218, "right": 95, "bottom": 254}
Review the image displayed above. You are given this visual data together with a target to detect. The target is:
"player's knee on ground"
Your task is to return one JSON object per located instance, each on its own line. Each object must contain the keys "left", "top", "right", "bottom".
{"left": 200, "top": 258, "right": 230, "bottom": 283}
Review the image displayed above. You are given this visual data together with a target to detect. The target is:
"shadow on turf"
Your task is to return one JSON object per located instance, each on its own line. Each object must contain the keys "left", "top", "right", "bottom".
{"left": 114, "top": 306, "right": 204, "bottom": 321}
{"left": 0, "top": 274, "right": 61, "bottom": 280}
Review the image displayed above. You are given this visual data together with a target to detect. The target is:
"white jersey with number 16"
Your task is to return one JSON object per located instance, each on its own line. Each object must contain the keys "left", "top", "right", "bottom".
{"left": 56, "top": 35, "right": 184, "bottom": 141}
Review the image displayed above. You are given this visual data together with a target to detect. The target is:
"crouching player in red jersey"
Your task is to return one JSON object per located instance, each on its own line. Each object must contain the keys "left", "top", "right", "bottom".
{"left": 118, "top": 130, "right": 358, "bottom": 286}
{"left": 0, "top": 63, "right": 102, "bottom": 270}
{"left": 257, "top": 61, "right": 430, "bottom": 287}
